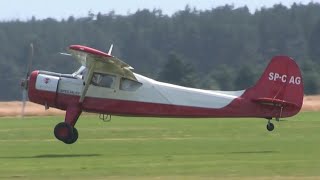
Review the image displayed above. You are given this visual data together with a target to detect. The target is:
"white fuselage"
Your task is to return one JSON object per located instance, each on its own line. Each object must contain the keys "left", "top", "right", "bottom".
{"left": 36, "top": 72, "right": 244, "bottom": 110}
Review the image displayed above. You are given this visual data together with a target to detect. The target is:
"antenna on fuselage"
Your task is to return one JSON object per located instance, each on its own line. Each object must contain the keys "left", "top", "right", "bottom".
{"left": 107, "top": 44, "right": 113, "bottom": 56}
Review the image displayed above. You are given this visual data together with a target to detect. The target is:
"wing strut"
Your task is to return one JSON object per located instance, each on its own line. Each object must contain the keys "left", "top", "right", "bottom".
{"left": 79, "top": 61, "right": 97, "bottom": 103}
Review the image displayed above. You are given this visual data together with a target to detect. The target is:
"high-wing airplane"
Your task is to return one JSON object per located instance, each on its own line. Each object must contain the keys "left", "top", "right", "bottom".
{"left": 21, "top": 44, "right": 304, "bottom": 144}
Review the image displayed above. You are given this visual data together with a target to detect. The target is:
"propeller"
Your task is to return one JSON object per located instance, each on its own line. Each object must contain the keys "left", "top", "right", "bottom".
{"left": 20, "top": 43, "right": 34, "bottom": 117}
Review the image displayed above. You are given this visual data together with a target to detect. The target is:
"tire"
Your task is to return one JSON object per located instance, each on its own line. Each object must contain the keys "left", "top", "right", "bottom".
{"left": 54, "top": 122, "right": 78, "bottom": 144}
{"left": 54, "top": 122, "right": 73, "bottom": 141}
{"left": 64, "top": 127, "right": 78, "bottom": 144}
{"left": 266, "top": 123, "right": 275, "bottom": 131}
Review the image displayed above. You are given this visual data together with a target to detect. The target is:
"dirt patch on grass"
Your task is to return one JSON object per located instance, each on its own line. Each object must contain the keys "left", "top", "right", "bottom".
{"left": 0, "top": 101, "right": 64, "bottom": 117}
{"left": 0, "top": 95, "right": 319, "bottom": 117}
{"left": 302, "top": 95, "right": 320, "bottom": 112}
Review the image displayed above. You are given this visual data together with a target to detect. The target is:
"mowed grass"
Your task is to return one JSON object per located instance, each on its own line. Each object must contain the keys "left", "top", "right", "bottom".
{"left": 0, "top": 112, "right": 319, "bottom": 179}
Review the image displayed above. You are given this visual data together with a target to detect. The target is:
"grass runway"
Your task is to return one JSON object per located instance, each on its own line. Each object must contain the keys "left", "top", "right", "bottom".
{"left": 0, "top": 112, "right": 319, "bottom": 179}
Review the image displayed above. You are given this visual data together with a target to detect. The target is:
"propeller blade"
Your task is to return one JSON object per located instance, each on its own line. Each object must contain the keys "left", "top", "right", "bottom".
{"left": 21, "top": 89, "right": 27, "bottom": 117}
{"left": 26, "top": 43, "right": 34, "bottom": 78}
{"left": 21, "top": 43, "right": 34, "bottom": 118}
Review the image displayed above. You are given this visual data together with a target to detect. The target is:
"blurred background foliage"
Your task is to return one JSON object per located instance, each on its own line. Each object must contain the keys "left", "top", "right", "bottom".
{"left": 1, "top": 3, "right": 320, "bottom": 100}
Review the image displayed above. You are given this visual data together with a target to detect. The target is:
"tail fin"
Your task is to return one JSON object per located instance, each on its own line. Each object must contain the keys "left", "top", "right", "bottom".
{"left": 245, "top": 56, "right": 304, "bottom": 117}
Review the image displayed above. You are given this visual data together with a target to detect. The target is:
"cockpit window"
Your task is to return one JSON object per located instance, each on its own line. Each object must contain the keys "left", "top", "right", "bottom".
{"left": 91, "top": 73, "right": 116, "bottom": 88}
{"left": 120, "top": 78, "right": 142, "bottom": 91}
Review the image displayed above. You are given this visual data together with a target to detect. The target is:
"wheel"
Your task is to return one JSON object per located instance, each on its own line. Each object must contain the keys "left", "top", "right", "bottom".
{"left": 54, "top": 122, "right": 78, "bottom": 144}
{"left": 266, "top": 122, "right": 275, "bottom": 131}
{"left": 64, "top": 127, "right": 78, "bottom": 144}
{"left": 54, "top": 122, "right": 73, "bottom": 141}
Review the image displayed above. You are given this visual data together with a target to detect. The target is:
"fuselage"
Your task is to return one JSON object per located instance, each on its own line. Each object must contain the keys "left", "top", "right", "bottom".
{"left": 28, "top": 69, "right": 299, "bottom": 118}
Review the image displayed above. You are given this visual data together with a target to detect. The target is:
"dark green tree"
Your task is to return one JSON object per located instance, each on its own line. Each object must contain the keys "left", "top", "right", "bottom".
{"left": 234, "top": 64, "right": 257, "bottom": 89}
{"left": 158, "top": 53, "right": 198, "bottom": 87}
{"left": 209, "top": 64, "right": 235, "bottom": 90}
{"left": 309, "top": 20, "right": 320, "bottom": 62}
{"left": 1, "top": 3, "right": 320, "bottom": 100}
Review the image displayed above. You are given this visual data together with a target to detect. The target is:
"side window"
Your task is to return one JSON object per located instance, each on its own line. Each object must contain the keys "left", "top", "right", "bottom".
{"left": 91, "top": 73, "right": 116, "bottom": 88}
{"left": 120, "top": 78, "right": 142, "bottom": 91}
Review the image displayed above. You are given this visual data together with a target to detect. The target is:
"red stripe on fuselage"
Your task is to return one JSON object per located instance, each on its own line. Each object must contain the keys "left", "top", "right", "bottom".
{"left": 55, "top": 93, "right": 298, "bottom": 118}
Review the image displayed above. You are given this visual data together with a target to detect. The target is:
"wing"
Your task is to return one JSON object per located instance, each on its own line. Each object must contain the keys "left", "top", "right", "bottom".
{"left": 67, "top": 45, "right": 136, "bottom": 102}
{"left": 68, "top": 45, "right": 135, "bottom": 80}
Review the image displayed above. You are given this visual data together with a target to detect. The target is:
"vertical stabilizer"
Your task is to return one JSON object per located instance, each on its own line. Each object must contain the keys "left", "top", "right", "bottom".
{"left": 244, "top": 56, "right": 304, "bottom": 117}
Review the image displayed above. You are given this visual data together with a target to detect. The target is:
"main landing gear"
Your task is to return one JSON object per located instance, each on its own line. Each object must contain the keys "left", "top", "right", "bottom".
{"left": 54, "top": 105, "right": 82, "bottom": 144}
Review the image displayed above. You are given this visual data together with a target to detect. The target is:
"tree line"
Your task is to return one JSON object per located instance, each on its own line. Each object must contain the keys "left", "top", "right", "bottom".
{"left": 0, "top": 3, "right": 320, "bottom": 100}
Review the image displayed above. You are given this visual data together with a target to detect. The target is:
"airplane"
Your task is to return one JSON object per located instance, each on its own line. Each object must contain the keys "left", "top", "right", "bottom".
{"left": 21, "top": 44, "right": 304, "bottom": 144}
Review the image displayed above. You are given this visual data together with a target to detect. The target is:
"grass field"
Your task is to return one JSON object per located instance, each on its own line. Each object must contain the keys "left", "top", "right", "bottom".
{"left": 0, "top": 112, "right": 319, "bottom": 180}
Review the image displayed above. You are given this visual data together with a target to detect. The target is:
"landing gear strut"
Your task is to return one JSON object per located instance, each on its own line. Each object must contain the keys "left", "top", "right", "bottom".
{"left": 54, "top": 104, "right": 82, "bottom": 144}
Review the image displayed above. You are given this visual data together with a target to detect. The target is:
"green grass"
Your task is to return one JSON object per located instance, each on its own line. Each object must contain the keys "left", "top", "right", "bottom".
{"left": 0, "top": 112, "right": 319, "bottom": 179}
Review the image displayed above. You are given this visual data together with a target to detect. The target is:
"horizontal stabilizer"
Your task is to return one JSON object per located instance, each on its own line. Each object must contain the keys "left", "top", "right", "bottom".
{"left": 252, "top": 97, "right": 299, "bottom": 108}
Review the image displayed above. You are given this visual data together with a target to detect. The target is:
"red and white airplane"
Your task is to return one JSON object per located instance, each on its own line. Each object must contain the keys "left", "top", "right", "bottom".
{"left": 21, "top": 44, "right": 304, "bottom": 144}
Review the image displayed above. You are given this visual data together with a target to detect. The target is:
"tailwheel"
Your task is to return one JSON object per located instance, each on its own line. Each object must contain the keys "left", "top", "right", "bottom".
{"left": 266, "top": 121, "right": 275, "bottom": 132}
{"left": 54, "top": 122, "right": 78, "bottom": 144}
